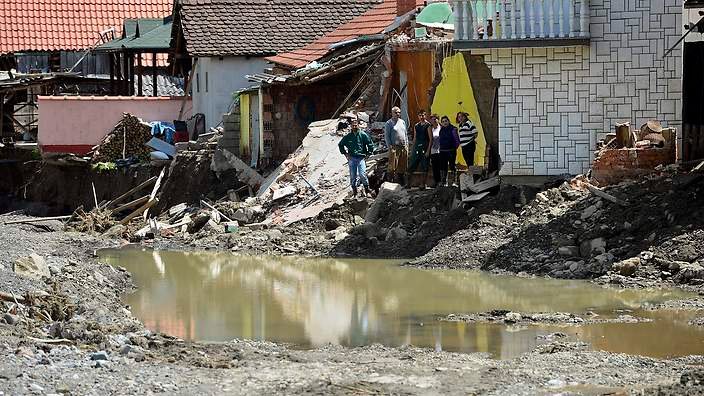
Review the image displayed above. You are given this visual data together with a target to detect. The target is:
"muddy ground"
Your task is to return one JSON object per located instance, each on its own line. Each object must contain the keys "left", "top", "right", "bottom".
{"left": 2, "top": 170, "right": 704, "bottom": 394}
{"left": 0, "top": 228, "right": 702, "bottom": 394}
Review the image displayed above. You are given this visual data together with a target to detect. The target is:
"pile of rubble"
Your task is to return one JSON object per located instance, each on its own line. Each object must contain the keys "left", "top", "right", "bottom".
{"left": 591, "top": 120, "right": 677, "bottom": 185}
{"left": 415, "top": 167, "right": 704, "bottom": 286}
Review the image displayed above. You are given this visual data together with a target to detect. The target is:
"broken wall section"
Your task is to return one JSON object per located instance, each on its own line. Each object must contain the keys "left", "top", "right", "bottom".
{"left": 468, "top": 1, "right": 682, "bottom": 176}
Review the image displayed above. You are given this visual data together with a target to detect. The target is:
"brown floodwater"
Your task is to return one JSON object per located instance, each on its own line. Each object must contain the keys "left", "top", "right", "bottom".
{"left": 100, "top": 248, "right": 704, "bottom": 359}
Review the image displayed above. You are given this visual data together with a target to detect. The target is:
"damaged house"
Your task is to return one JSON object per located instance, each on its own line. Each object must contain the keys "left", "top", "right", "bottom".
{"left": 237, "top": 0, "right": 425, "bottom": 166}
{"left": 444, "top": 0, "right": 683, "bottom": 177}
{"left": 0, "top": 0, "right": 172, "bottom": 141}
{"left": 170, "top": 0, "right": 385, "bottom": 131}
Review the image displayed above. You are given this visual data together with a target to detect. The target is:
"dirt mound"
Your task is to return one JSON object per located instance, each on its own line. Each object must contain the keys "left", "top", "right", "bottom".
{"left": 331, "top": 186, "right": 474, "bottom": 258}
{"left": 413, "top": 172, "right": 704, "bottom": 284}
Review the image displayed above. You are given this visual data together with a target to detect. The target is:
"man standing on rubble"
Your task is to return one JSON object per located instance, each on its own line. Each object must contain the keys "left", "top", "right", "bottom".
{"left": 384, "top": 106, "right": 409, "bottom": 184}
{"left": 339, "top": 118, "right": 375, "bottom": 197}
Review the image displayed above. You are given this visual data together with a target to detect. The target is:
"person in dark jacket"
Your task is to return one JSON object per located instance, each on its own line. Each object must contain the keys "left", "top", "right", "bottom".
{"left": 438, "top": 115, "right": 460, "bottom": 186}
{"left": 338, "top": 118, "right": 375, "bottom": 197}
{"left": 407, "top": 110, "right": 432, "bottom": 187}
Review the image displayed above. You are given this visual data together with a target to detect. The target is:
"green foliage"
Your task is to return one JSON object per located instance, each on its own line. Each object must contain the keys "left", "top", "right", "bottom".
{"left": 92, "top": 162, "right": 117, "bottom": 172}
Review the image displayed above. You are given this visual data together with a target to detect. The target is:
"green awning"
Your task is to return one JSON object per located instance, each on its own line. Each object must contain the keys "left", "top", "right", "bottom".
{"left": 95, "top": 18, "right": 172, "bottom": 52}
{"left": 416, "top": 2, "right": 453, "bottom": 25}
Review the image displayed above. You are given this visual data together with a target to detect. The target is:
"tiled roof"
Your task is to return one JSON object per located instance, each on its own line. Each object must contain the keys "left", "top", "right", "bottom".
{"left": 0, "top": 0, "right": 172, "bottom": 55}
{"left": 267, "top": 0, "right": 424, "bottom": 69}
{"left": 179, "top": 0, "right": 382, "bottom": 57}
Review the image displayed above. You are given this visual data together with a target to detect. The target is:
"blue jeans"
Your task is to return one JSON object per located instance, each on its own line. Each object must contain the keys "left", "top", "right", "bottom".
{"left": 348, "top": 155, "right": 368, "bottom": 190}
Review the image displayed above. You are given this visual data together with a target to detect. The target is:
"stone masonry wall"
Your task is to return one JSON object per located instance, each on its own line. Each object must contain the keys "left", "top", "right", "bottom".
{"left": 470, "top": 0, "right": 683, "bottom": 176}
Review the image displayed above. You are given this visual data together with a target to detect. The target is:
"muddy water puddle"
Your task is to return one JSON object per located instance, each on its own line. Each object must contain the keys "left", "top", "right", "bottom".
{"left": 100, "top": 249, "right": 704, "bottom": 359}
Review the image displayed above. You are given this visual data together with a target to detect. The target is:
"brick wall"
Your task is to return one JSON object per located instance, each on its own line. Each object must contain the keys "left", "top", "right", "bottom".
{"left": 468, "top": 0, "right": 683, "bottom": 176}
{"left": 591, "top": 146, "right": 677, "bottom": 185}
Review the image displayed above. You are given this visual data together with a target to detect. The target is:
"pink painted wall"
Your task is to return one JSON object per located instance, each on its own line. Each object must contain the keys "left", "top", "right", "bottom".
{"left": 38, "top": 96, "right": 193, "bottom": 154}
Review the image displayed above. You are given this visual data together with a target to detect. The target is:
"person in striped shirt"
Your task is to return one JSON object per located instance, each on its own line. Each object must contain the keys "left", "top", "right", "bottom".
{"left": 456, "top": 112, "right": 478, "bottom": 166}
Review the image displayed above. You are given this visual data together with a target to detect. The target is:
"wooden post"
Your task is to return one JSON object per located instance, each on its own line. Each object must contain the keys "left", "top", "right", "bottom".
{"left": 109, "top": 54, "right": 115, "bottom": 95}
{"left": 137, "top": 53, "right": 143, "bottom": 96}
{"left": 178, "top": 58, "right": 198, "bottom": 121}
{"left": 122, "top": 52, "right": 129, "bottom": 95}
{"left": 152, "top": 52, "right": 158, "bottom": 97}
{"left": 615, "top": 122, "right": 631, "bottom": 148}
{"left": 129, "top": 53, "right": 135, "bottom": 96}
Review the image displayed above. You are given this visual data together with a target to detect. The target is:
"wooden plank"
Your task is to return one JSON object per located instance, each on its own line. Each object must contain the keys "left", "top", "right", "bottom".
{"left": 143, "top": 168, "right": 166, "bottom": 221}
{"left": 0, "top": 291, "right": 26, "bottom": 303}
{"left": 112, "top": 195, "right": 149, "bottom": 214}
{"left": 200, "top": 199, "right": 234, "bottom": 223}
{"left": 4, "top": 215, "right": 72, "bottom": 225}
{"left": 585, "top": 183, "right": 629, "bottom": 207}
{"left": 468, "top": 177, "right": 500, "bottom": 194}
{"left": 120, "top": 198, "right": 157, "bottom": 226}
{"left": 105, "top": 176, "right": 157, "bottom": 208}
{"left": 462, "top": 191, "right": 491, "bottom": 203}
{"left": 91, "top": 182, "right": 98, "bottom": 209}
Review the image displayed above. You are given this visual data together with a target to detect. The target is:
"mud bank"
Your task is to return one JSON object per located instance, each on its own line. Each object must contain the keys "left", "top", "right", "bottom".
{"left": 1, "top": 217, "right": 704, "bottom": 394}
{"left": 410, "top": 172, "right": 704, "bottom": 290}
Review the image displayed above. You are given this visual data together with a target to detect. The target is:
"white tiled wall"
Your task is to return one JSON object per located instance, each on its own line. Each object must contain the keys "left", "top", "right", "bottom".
{"left": 471, "top": 0, "right": 683, "bottom": 176}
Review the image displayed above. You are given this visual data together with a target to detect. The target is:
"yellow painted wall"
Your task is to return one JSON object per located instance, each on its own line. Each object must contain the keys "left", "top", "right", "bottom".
{"left": 430, "top": 53, "right": 487, "bottom": 167}
{"left": 240, "top": 93, "right": 250, "bottom": 158}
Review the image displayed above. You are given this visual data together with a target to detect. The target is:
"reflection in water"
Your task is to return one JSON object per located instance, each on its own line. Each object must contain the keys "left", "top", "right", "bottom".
{"left": 100, "top": 249, "right": 703, "bottom": 359}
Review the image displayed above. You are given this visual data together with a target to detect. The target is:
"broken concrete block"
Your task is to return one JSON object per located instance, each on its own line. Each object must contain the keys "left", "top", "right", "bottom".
{"left": 674, "top": 263, "right": 704, "bottom": 284}
{"left": 232, "top": 208, "right": 255, "bottom": 224}
{"left": 272, "top": 186, "right": 297, "bottom": 202}
{"left": 580, "top": 205, "right": 598, "bottom": 220}
{"left": 459, "top": 173, "right": 474, "bottom": 192}
{"left": 558, "top": 246, "right": 580, "bottom": 257}
{"left": 13, "top": 254, "right": 50, "bottom": 279}
{"left": 386, "top": 227, "right": 408, "bottom": 241}
{"left": 579, "top": 238, "right": 606, "bottom": 257}
{"left": 365, "top": 182, "right": 407, "bottom": 223}
{"left": 350, "top": 223, "right": 383, "bottom": 239}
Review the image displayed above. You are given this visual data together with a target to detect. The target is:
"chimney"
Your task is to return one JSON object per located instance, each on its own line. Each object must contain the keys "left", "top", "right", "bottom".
{"left": 397, "top": 0, "right": 416, "bottom": 16}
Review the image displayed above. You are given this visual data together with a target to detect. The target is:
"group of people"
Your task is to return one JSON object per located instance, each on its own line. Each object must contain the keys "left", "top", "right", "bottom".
{"left": 338, "top": 106, "right": 478, "bottom": 197}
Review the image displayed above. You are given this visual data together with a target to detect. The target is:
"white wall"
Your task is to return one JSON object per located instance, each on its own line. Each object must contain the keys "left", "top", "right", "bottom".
{"left": 471, "top": 0, "right": 683, "bottom": 176}
{"left": 192, "top": 56, "right": 269, "bottom": 130}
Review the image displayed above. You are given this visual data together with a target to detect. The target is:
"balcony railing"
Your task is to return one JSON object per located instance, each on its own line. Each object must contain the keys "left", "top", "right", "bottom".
{"left": 452, "top": 0, "right": 590, "bottom": 47}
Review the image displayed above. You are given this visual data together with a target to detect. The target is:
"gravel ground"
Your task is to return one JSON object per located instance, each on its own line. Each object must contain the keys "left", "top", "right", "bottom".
{"left": 1, "top": 211, "right": 704, "bottom": 395}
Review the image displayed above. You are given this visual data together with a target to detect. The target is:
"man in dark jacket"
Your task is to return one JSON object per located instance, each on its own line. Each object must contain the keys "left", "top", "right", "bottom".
{"left": 338, "top": 118, "right": 375, "bottom": 197}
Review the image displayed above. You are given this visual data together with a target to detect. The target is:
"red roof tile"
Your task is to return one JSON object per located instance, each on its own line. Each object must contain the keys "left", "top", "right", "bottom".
{"left": 267, "top": 0, "right": 423, "bottom": 69}
{"left": 0, "top": 0, "right": 172, "bottom": 55}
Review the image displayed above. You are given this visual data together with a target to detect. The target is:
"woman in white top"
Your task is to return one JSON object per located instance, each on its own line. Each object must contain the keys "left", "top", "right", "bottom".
{"left": 427, "top": 114, "right": 442, "bottom": 187}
